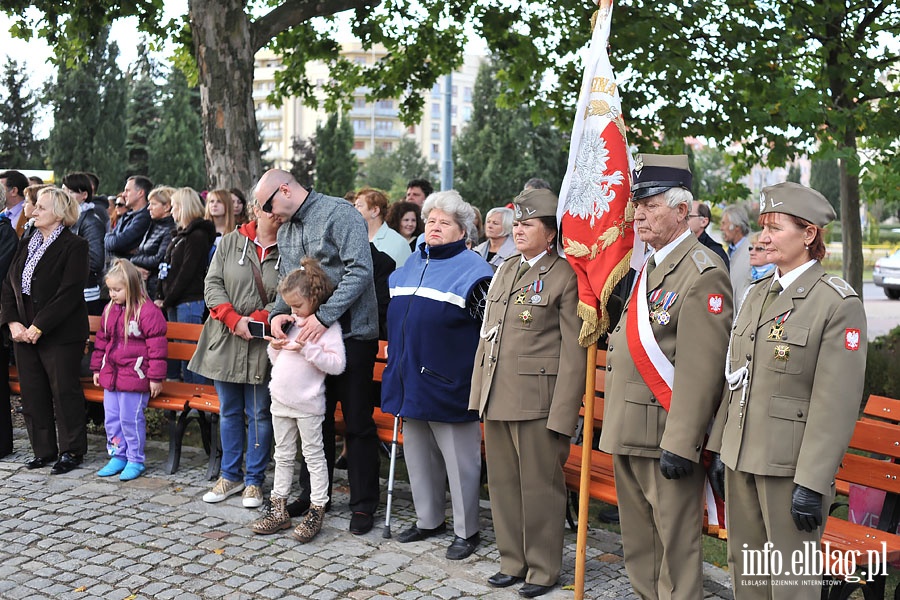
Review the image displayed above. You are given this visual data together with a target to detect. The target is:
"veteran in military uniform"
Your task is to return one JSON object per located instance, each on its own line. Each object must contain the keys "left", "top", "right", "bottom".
{"left": 469, "top": 188, "right": 586, "bottom": 599}
{"left": 599, "top": 154, "right": 733, "bottom": 600}
{"left": 707, "top": 182, "right": 867, "bottom": 599}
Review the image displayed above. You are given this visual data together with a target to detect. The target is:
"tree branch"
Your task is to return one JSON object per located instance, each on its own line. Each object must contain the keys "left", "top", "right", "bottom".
{"left": 250, "top": 0, "right": 382, "bottom": 52}
{"left": 856, "top": 0, "right": 890, "bottom": 39}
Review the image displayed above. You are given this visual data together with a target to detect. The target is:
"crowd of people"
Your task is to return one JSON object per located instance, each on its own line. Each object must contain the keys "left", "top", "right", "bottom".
{"left": 0, "top": 162, "right": 868, "bottom": 598}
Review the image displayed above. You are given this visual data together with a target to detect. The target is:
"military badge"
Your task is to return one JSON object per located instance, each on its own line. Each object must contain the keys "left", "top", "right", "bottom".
{"left": 656, "top": 311, "right": 670, "bottom": 325}
{"left": 530, "top": 294, "right": 542, "bottom": 304}
{"left": 845, "top": 328, "right": 861, "bottom": 351}
{"left": 518, "top": 310, "right": 533, "bottom": 324}
{"left": 773, "top": 344, "right": 790, "bottom": 361}
{"left": 515, "top": 292, "right": 527, "bottom": 305}
{"left": 767, "top": 310, "right": 791, "bottom": 341}
{"left": 707, "top": 294, "right": 723, "bottom": 314}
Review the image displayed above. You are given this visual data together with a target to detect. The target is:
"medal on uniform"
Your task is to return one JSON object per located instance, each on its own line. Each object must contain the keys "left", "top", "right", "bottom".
{"left": 653, "top": 291, "right": 678, "bottom": 326}
{"left": 767, "top": 310, "right": 791, "bottom": 341}
{"left": 773, "top": 344, "right": 790, "bottom": 361}
{"left": 647, "top": 289, "right": 663, "bottom": 323}
{"left": 529, "top": 280, "right": 543, "bottom": 304}
{"left": 518, "top": 310, "right": 533, "bottom": 324}
{"left": 515, "top": 291, "right": 527, "bottom": 304}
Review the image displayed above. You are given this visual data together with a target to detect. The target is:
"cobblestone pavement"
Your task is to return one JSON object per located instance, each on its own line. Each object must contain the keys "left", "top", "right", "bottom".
{"left": 0, "top": 429, "right": 734, "bottom": 600}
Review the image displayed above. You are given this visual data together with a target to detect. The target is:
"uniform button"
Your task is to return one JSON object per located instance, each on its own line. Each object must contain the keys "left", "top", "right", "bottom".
{"left": 606, "top": 365, "right": 612, "bottom": 372}
{"left": 797, "top": 410, "right": 803, "bottom": 418}
{"left": 608, "top": 345, "right": 613, "bottom": 351}
{"left": 749, "top": 334, "right": 755, "bottom": 341}
{"left": 695, "top": 444, "right": 701, "bottom": 451}
{"left": 650, "top": 397, "right": 656, "bottom": 403}
{"left": 540, "top": 368, "right": 546, "bottom": 374}
{"left": 615, "top": 326, "right": 620, "bottom": 332}
{"left": 746, "top": 354, "right": 752, "bottom": 361}
{"left": 502, "top": 300, "right": 507, "bottom": 305}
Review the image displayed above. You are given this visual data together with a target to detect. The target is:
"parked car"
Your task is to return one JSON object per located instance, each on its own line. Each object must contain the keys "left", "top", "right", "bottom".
{"left": 874, "top": 249, "right": 900, "bottom": 300}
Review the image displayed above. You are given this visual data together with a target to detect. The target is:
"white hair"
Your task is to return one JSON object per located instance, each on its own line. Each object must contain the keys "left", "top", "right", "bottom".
{"left": 485, "top": 207, "right": 514, "bottom": 237}
{"left": 422, "top": 190, "right": 476, "bottom": 234}
{"left": 663, "top": 187, "right": 694, "bottom": 209}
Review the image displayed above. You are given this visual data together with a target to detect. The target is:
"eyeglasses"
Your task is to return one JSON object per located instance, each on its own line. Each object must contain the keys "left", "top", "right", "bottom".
{"left": 750, "top": 246, "right": 766, "bottom": 252}
{"left": 687, "top": 214, "right": 701, "bottom": 218}
{"left": 262, "top": 185, "right": 281, "bottom": 213}
{"left": 115, "top": 202, "right": 126, "bottom": 208}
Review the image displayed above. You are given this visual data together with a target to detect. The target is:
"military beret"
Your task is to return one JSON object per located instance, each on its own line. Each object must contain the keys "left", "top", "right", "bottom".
{"left": 513, "top": 188, "right": 558, "bottom": 221}
{"left": 631, "top": 153, "right": 692, "bottom": 201}
{"left": 759, "top": 182, "right": 835, "bottom": 227}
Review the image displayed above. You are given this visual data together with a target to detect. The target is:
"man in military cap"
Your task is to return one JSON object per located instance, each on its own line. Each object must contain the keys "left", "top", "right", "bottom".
{"left": 599, "top": 153, "right": 733, "bottom": 599}
{"left": 708, "top": 182, "right": 866, "bottom": 599}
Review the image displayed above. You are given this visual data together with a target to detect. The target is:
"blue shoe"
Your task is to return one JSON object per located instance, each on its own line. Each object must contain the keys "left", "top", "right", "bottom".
{"left": 97, "top": 457, "right": 127, "bottom": 477}
{"left": 119, "top": 462, "right": 146, "bottom": 481}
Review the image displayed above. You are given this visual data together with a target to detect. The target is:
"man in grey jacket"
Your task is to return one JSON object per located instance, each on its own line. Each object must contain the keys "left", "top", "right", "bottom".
{"left": 256, "top": 169, "right": 381, "bottom": 535}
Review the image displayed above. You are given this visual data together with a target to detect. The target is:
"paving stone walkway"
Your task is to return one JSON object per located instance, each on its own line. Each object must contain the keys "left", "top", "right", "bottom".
{"left": 0, "top": 429, "right": 733, "bottom": 599}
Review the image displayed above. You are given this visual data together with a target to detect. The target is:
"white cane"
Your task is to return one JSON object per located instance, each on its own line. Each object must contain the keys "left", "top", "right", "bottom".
{"left": 382, "top": 415, "right": 401, "bottom": 538}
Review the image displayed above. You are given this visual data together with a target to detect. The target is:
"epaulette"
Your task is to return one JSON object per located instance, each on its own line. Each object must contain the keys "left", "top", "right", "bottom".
{"left": 689, "top": 248, "right": 717, "bottom": 273}
{"left": 821, "top": 274, "right": 858, "bottom": 299}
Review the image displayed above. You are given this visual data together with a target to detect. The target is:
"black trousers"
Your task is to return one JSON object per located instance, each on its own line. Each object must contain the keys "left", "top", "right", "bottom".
{"left": 298, "top": 338, "right": 379, "bottom": 514}
{"left": 14, "top": 340, "right": 87, "bottom": 458}
{"left": 0, "top": 339, "right": 12, "bottom": 456}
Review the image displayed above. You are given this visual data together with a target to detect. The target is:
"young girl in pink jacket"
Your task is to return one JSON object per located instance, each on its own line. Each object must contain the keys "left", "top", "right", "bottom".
{"left": 91, "top": 259, "right": 168, "bottom": 481}
{"left": 250, "top": 257, "right": 346, "bottom": 542}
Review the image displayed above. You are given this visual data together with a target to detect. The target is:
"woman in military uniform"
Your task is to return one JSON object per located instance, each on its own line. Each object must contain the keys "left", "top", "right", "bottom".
{"left": 469, "top": 188, "right": 586, "bottom": 599}
{"left": 708, "top": 182, "right": 867, "bottom": 599}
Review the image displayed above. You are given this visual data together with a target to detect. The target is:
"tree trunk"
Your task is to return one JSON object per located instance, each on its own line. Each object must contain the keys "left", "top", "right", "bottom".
{"left": 189, "top": 0, "right": 261, "bottom": 195}
{"left": 839, "top": 132, "right": 864, "bottom": 299}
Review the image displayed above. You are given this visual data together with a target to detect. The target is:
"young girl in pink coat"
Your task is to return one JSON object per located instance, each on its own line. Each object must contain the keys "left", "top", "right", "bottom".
{"left": 91, "top": 259, "right": 168, "bottom": 481}
{"left": 250, "top": 257, "right": 346, "bottom": 542}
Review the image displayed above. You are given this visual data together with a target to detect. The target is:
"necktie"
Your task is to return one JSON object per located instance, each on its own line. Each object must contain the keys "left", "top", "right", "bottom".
{"left": 514, "top": 261, "right": 531, "bottom": 284}
{"left": 646, "top": 255, "right": 657, "bottom": 277}
{"left": 761, "top": 280, "right": 783, "bottom": 313}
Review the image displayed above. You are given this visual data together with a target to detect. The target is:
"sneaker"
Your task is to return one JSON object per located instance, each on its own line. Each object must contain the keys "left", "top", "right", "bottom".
{"left": 242, "top": 485, "right": 263, "bottom": 508}
{"left": 119, "top": 462, "right": 146, "bottom": 481}
{"left": 293, "top": 504, "right": 325, "bottom": 543}
{"left": 251, "top": 496, "right": 291, "bottom": 535}
{"left": 97, "top": 457, "right": 127, "bottom": 477}
{"left": 203, "top": 477, "right": 245, "bottom": 503}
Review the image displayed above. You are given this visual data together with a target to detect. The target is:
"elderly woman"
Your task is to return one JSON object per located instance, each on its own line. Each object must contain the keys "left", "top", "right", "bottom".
{"left": 381, "top": 190, "right": 494, "bottom": 560}
{"left": 189, "top": 198, "right": 282, "bottom": 509}
{"left": 62, "top": 172, "right": 106, "bottom": 315}
{"left": 156, "top": 187, "right": 217, "bottom": 382}
{"left": 747, "top": 230, "right": 775, "bottom": 282}
{"left": 131, "top": 186, "right": 177, "bottom": 299}
{"left": 385, "top": 201, "right": 424, "bottom": 253}
{"left": 469, "top": 189, "right": 586, "bottom": 598}
{"left": 0, "top": 187, "right": 90, "bottom": 474}
{"left": 708, "top": 183, "right": 867, "bottom": 599}
{"left": 355, "top": 187, "right": 411, "bottom": 268}
{"left": 474, "top": 207, "right": 515, "bottom": 269}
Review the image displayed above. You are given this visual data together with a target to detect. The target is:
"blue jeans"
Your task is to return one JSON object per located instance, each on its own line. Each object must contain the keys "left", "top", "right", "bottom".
{"left": 214, "top": 380, "right": 273, "bottom": 486}
{"left": 168, "top": 301, "right": 208, "bottom": 383}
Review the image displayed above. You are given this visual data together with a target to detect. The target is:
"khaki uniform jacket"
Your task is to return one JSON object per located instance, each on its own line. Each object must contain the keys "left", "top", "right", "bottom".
{"left": 468, "top": 251, "right": 586, "bottom": 437}
{"left": 707, "top": 263, "right": 867, "bottom": 495}
{"left": 599, "top": 235, "right": 733, "bottom": 461}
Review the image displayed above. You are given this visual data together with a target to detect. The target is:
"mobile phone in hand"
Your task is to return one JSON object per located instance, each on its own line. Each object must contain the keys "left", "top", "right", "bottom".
{"left": 248, "top": 320, "right": 266, "bottom": 338}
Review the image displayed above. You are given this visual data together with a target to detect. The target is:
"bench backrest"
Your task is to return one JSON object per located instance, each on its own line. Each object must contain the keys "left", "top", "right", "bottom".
{"left": 863, "top": 395, "right": 900, "bottom": 424}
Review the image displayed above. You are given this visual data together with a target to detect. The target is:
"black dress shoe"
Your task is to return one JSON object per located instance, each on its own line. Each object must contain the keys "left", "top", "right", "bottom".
{"left": 445, "top": 532, "right": 480, "bottom": 560}
{"left": 488, "top": 572, "right": 524, "bottom": 588}
{"left": 396, "top": 522, "right": 447, "bottom": 543}
{"left": 25, "top": 455, "right": 57, "bottom": 469}
{"left": 50, "top": 452, "right": 82, "bottom": 475}
{"left": 349, "top": 511, "right": 374, "bottom": 535}
{"left": 519, "top": 583, "right": 553, "bottom": 598}
{"left": 286, "top": 499, "right": 310, "bottom": 518}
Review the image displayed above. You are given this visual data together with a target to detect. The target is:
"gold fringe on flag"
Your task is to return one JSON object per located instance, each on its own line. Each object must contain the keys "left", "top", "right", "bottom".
{"left": 576, "top": 250, "right": 633, "bottom": 347}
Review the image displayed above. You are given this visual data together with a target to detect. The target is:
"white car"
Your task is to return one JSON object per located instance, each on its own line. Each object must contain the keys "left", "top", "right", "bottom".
{"left": 873, "top": 249, "right": 900, "bottom": 300}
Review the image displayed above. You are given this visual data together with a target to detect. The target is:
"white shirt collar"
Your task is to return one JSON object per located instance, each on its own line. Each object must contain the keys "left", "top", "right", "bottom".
{"left": 648, "top": 228, "right": 692, "bottom": 267}
{"left": 773, "top": 259, "right": 817, "bottom": 292}
{"left": 521, "top": 250, "right": 548, "bottom": 267}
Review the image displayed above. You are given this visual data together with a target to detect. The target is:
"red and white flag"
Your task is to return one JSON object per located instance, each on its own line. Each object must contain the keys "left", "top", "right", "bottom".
{"left": 557, "top": 0, "right": 635, "bottom": 347}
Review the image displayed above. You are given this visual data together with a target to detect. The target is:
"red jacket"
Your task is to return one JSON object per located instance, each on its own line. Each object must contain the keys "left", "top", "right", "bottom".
{"left": 91, "top": 300, "right": 168, "bottom": 392}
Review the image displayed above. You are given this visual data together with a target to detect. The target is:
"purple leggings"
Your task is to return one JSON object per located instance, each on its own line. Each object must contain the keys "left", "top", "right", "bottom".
{"left": 104, "top": 390, "right": 149, "bottom": 464}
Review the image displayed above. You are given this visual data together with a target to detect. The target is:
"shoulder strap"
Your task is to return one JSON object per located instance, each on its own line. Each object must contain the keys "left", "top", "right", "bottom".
{"left": 248, "top": 259, "right": 270, "bottom": 306}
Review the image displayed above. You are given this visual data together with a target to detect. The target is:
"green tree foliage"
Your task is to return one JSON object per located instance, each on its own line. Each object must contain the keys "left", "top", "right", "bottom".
{"left": 148, "top": 68, "right": 205, "bottom": 190}
{"left": 0, "top": 58, "right": 44, "bottom": 169}
{"left": 454, "top": 57, "right": 568, "bottom": 213}
{"left": 360, "top": 137, "right": 436, "bottom": 198}
{"left": 314, "top": 113, "right": 357, "bottom": 198}
{"left": 810, "top": 158, "right": 841, "bottom": 214}
{"left": 126, "top": 44, "right": 161, "bottom": 178}
{"left": 787, "top": 164, "right": 802, "bottom": 184}
{"left": 691, "top": 146, "right": 737, "bottom": 204}
{"left": 47, "top": 27, "right": 127, "bottom": 191}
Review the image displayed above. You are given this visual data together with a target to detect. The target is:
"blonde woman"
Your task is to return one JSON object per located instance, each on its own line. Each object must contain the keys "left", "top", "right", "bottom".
{"left": 156, "top": 187, "right": 216, "bottom": 382}
{"left": 0, "top": 187, "right": 90, "bottom": 474}
{"left": 132, "top": 186, "right": 176, "bottom": 298}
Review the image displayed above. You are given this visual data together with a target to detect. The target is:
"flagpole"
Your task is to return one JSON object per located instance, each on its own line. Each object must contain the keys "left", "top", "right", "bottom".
{"left": 575, "top": 343, "right": 597, "bottom": 600}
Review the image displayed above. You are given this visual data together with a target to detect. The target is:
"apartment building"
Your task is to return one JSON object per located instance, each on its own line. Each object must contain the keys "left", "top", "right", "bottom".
{"left": 253, "top": 44, "right": 483, "bottom": 171}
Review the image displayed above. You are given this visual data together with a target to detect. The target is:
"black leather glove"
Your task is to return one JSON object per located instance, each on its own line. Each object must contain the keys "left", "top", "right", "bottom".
{"left": 708, "top": 452, "right": 726, "bottom": 499}
{"left": 659, "top": 450, "right": 694, "bottom": 479}
{"left": 790, "top": 484, "right": 823, "bottom": 532}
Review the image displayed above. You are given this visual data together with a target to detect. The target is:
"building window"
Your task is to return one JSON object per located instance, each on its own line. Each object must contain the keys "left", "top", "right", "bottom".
{"left": 431, "top": 103, "right": 441, "bottom": 118}
{"left": 381, "top": 142, "right": 392, "bottom": 151}
{"left": 352, "top": 119, "right": 368, "bottom": 133}
{"left": 376, "top": 99, "right": 393, "bottom": 110}
{"left": 462, "top": 106, "right": 472, "bottom": 121}
{"left": 451, "top": 125, "right": 457, "bottom": 136}
{"left": 375, "top": 120, "right": 393, "bottom": 132}
{"left": 354, "top": 97, "right": 367, "bottom": 108}
{"left": 353, "top": 141, "right": 365, "bottom": 150}
{"left": 463, "top": 87, "right": 473, "bottom": 102}
{"left": 432, "top": 144, "right": 439, "bottom": 154}
{"left": 452, "top": 85, "right": 458, "bottom": 96}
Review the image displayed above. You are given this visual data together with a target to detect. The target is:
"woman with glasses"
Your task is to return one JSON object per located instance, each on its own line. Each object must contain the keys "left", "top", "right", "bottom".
{"left": 747, "top": 231, "right": 775, "bottom": 282}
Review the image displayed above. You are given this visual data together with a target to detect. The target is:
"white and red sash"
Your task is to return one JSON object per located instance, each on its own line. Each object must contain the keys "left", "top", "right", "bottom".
{"left": 626, "top": 260, "right": 674, "bottom": 411}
